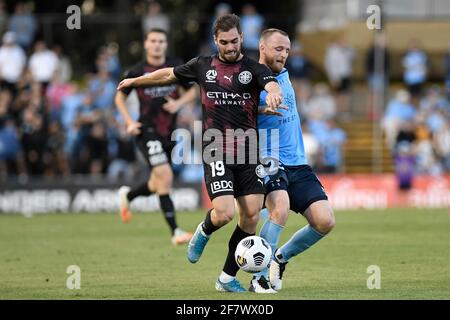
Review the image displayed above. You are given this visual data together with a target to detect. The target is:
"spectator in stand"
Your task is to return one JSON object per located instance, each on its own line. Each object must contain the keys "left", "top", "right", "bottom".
{"left": 395, "top": 120, "right": 417, "bottom": 182}
{"left": 84, "top": 122, "right": 109, "bottom": 175}
{"left": 107, "top": 121, "right": 137, "bottom": 181}
{"left": 88, "top": 68, "right": 116, "bottom": 112}
{"left": 320, "top": 120, "right": 347, "bottom": 173}
{"left": 307, "top": 117, "right": 328, "bottom": 145}
{"left": 444, "top": 44, "right": 450, "bottom": 99}
{"left": 394, "top": 141, "right": 415, "bottom": 190}
{"left": 426, "top": 108, "right": 447, "bottom": 136}
{"left": 46, "top": 73, "right": 73, "bottom": 122}
{"left": 433, "top": 121, "right": 450, "bottom": 172}
{"left": 105, "top": 43, "right": 121, "bottom": 80}
{"left": 240, "top": 4, "right": 265, "bottom": 60}
{"left": 207, "top": 3, "right": 231, "bottom": 54}
{"left": 382, "top": 89, "right": 416, "bottom": 150}
{"left": 324, "top": 35, "right": 355, "bottom": 119}
{"left": 301, "top": 124, "right": 320, "bottom": 170}
{"left": 8, "top": 2, "right": 37, "bottom": 52}
{"left": 72, "top": 93, "right": 102, "bottom": 173}
{"left": 60, "top": 83, "right": 85, "bottom": 161}
{"left": 287, "top": 41, "right": 312, "bottom": 80}
{"left": 365, "top": 32, "right": 390, "bottom": 119}
{"left": 43, "top": 120, "right": 69, "bottom": 177}
{"left": 396, "top": 121, "right": 417, "bottom": 147}
{"left": 286, "top": 41, "right": 313, "bottom": 106}
{"left": 418, "top": 86, "right": 447, "bottom": 117}
{"left": 8, "top": 83, "right": 30, "bottom": 127}
{"left": 303, "top": 83, "right": 336, "bottom": 122}
{"left": 20, "top": 107, "right": 47, "bottom": 175}
{"left": 414, "top": 121, "right": 442, "bottom": 175}
{"left": 28, "top": 82, "right": 43, "bottom": 112}
{"left": 402, "top": 39, "right": 428, "bottom": 102}
{"left": 0, "top": 107, "right": 23, "bottom": 179}
{"left": 28, "top": 41, "right": 60, "bottom": 92}
{"left": 0, "top": 32, "right": 27, "bottom": 98}
{"left": 52, "top": 45, "right": 72, "bottom": 84}
{"left": 141, "top": 1, "right": 170, "bottom": 34}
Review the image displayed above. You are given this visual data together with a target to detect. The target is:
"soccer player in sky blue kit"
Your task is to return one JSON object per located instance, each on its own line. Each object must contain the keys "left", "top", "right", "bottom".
{"left": 249, "top": 29, "right": 336, "bottom": 293}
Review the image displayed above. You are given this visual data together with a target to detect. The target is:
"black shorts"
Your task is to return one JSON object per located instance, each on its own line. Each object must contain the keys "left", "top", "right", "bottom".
{"left": 136, "top": 128, "right": 173, "bottom": 169}
{"left": 264, "top": 164, "right": 328, "bottom": 214}
{"left": 204, "top": 161, "right": 265, "bottom": 200}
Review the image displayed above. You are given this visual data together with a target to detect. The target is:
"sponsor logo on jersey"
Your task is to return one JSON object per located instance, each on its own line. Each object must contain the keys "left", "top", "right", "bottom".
{"left": 206, "top": 91, "right": 253, "bottom": 107}
{"left": 223, "top": 75, "right": 233, "bottom": 83}
{"left": 143, "top": 84, "right": 178, "bottom": 97}
{"left": 206, "top": 92, "right": 251, "bottom": 99}
{"left": 206, "top": 69, "right": 217, "bottom": 82}
{"left": 238, "top": 71, "right": 252, "bottom": 84}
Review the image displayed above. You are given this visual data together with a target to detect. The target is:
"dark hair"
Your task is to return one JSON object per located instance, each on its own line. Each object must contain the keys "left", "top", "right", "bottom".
{"left": 260, "top": 28, "right": 289, "bottom": 43}
{"left": 213, "top": 13, "right": 241, "bottom": 37}
{"left": 145, "top": 28, "right": 168, "bottom": 39}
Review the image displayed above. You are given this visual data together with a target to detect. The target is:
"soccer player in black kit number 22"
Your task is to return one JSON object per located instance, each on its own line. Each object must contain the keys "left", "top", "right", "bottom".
{"left": 115, "top": 29, "right": 194, "bottom": 245}
{"left": 117, "top": 14, "right": 285, "bottom": 293}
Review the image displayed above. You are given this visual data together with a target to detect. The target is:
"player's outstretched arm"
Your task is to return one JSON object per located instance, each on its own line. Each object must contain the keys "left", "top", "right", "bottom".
{"left": 117, "top": 67, "right": 177, "bottom": 91}
{"left": 264, "top": 81, "right": 283, "bottom": 112}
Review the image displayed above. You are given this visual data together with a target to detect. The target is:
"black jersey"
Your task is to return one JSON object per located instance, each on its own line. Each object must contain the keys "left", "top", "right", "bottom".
{"left": 173, "top": 55, "right": 276, "bottom": 135}
{"left": 120, "top": 58, "right": 190, "bottom": 139}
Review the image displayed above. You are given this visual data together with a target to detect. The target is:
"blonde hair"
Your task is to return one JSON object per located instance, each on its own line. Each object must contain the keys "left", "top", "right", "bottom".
{"left": 259, "top": 28, "right": 289, "bottom": 44}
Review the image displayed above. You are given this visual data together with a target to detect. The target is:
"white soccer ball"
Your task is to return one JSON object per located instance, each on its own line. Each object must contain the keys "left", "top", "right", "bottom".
{"left": 235, "top": 236, "right": 272, "bottom": 273}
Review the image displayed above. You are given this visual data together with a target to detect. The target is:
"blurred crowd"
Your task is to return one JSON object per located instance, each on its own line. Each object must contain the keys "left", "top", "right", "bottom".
{"left": 0, "top": 1, "right": 449, "bottom": 183}
{"left": 376, "top": 36, "right": 450, "bottom": 185}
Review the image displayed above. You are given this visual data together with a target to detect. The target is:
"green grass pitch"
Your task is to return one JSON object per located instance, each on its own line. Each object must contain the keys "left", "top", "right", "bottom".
{"left": 1, "top": 208, "right": 449, "bottom": 299}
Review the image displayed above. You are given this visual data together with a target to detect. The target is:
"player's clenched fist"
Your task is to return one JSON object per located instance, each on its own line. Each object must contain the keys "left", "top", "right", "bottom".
{"left": 265, "top": 91, "right": 283, "bottom": 111}
{"left": 126, "top": 121, "right": 142, "bottom": 135}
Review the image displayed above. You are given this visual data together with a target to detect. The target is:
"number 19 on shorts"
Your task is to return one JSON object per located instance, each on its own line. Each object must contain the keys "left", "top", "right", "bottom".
{"left": 209, "top": 161, "right": 225, "bottom": 177}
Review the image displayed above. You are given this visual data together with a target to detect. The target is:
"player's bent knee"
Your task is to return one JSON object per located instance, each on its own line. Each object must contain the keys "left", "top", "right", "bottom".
{"left": 213, "top": 207, "right": 235, "bottom": 225}
{"left": 238, "top": 207, "right": 260, "bottom": 229}
{"left": 313, "top": 212, "right": 336, "bottom": 235}
{"left": 152, "top": 169, "right": 173, "bottom": 191}
{"left": 269, "top": 207, "right": 289, "bottom": 224}
{"left": 153, "top": 164, "right": 172, "bottom": 177}
{"left": 242, "top": 212, "right": 259, "bottom": 224}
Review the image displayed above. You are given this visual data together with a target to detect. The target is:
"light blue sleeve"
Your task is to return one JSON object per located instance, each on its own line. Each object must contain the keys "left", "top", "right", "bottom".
{"left": 259, "top": 90, "right": 267, "bottom": 106}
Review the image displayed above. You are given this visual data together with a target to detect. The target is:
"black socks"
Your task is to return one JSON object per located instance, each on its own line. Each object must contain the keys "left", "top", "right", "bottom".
{"left": 223, "top": 225, "right": 254, "bottom": 277}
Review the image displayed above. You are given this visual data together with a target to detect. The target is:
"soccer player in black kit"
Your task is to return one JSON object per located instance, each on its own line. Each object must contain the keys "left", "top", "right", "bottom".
{"left": 117, "top": 15, "right": 284, "bottom": 293}
{"left": 115, "top": 29, "right": 194, "bottom": 245}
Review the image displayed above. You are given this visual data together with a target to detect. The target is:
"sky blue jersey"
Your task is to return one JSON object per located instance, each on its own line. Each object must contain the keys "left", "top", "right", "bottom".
{"left": 258, "top": 68, "right": 307, "bottom": 166}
